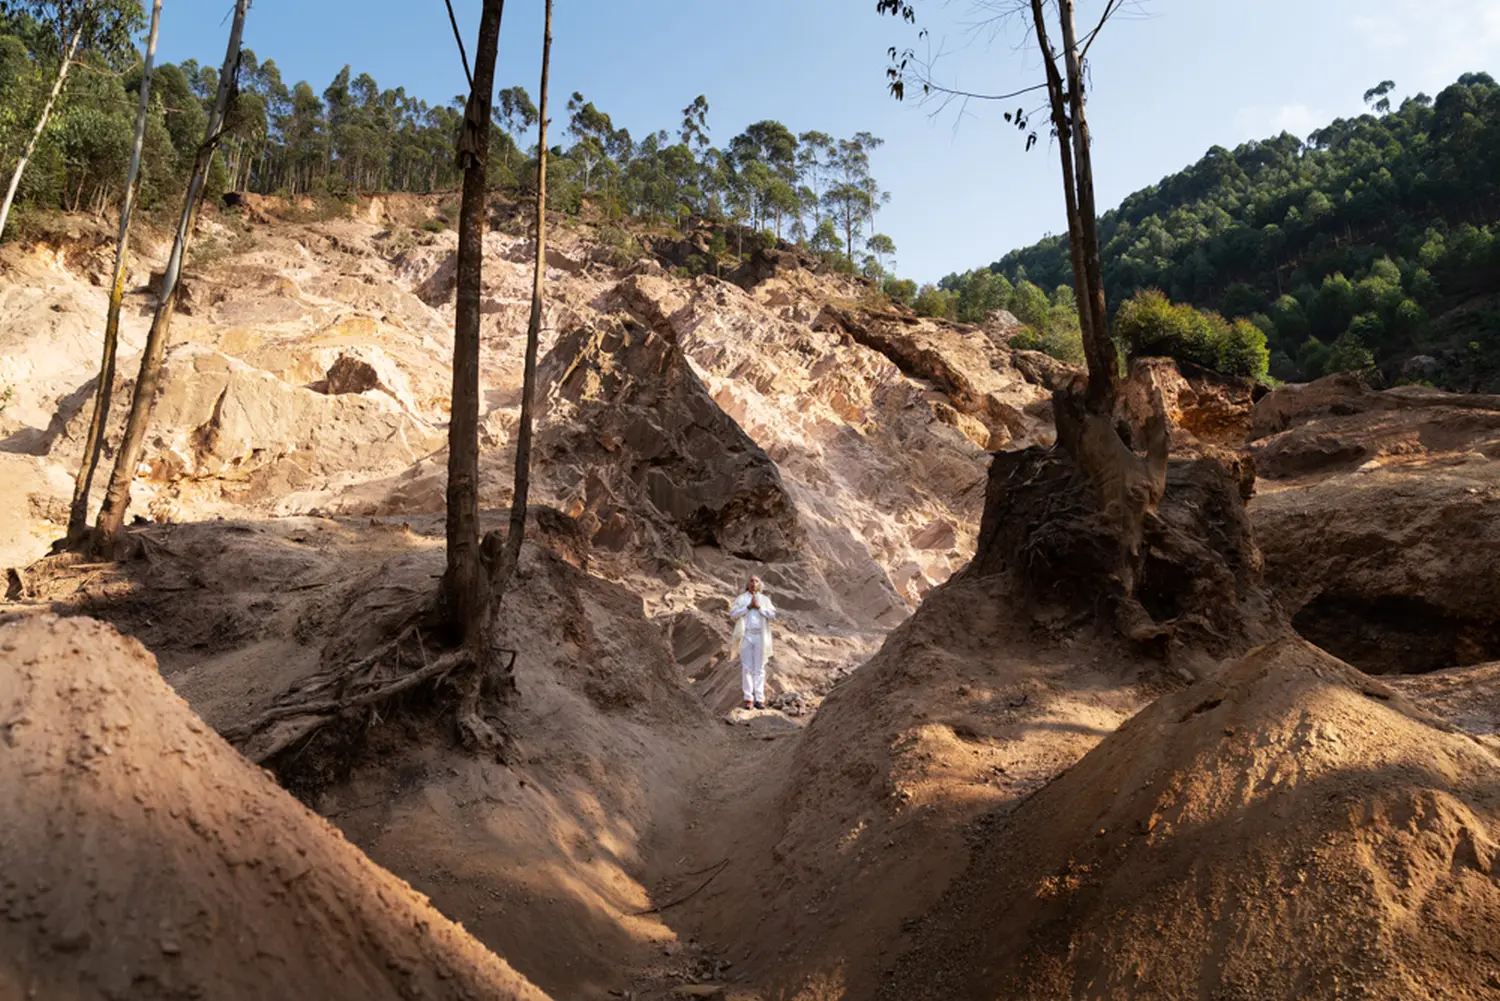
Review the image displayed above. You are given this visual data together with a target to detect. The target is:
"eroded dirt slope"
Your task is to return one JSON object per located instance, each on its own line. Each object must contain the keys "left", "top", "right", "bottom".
{"left": 0, "top": 614, "right": 551, "bottom": 1001}
{"left": 884, "top": 637, "right": 1500, "bottom": 1001}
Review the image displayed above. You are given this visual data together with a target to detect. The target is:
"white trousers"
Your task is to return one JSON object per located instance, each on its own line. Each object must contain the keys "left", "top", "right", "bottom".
{"left": 740, "top": 632, "right": 766, "bottom": 703}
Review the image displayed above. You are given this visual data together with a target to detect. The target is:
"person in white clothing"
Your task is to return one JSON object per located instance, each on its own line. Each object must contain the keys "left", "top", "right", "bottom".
{"left": 730, "top": 575, "right": 777, "bottom": 710}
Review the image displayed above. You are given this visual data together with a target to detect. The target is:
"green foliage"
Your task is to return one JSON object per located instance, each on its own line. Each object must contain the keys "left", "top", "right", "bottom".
{"left": 597, "top": 223, "right": 642, "bottom": 266}
{"left": 883, "top": 276, "right": 916, "bottom": 306}
{"left": 0, "top": 14, "right": 898, "bottom": 269}
{"left": 983, "top": 73, "right": 1500, "bottom": 387}
{"left": 1218, "top": 317, "right": 1271, "bottom": 380}
{"left": 911, "top": 283, "right": 953, "bottom": 319}
{"left": 1325, "top": 331, "right": 1376, "bottom": 374}
{"left": 420, "top": 216, "right": 445, "bottom": 233}
{"left": 1115, "top": 288, "right": 1270, "bottom": 380}
{"left": 1009, "top": 328, "right": 1042, "bottom": 352}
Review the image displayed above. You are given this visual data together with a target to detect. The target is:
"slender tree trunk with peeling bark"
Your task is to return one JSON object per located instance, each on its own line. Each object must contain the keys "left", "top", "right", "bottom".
{"left": 67, "top": 0, "right": 162, "bottom": 542}
{"left": 1029, "top": 0, "right": 1119, "bottom": 418}
{"left": 0, "top": 25, "right": 83, "bottom": 242}
{"left": 440, "top": 0, "right": 506, "bottom": 641}
{"left": 91, "top": 0, "right": 249, "bottom": 558}
{"left": 492, "top": 0, "right": 551, "bottom": 609}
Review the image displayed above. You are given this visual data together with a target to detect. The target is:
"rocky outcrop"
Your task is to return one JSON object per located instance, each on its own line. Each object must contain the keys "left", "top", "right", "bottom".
{"left": 538, "top": 318, "right": 801, "bottom": 562}
{"left": 811, "top": 302, "right": 1063, "bottom": 449}
{"left": 1251, "top": 374, "right": 1500, "bottom": 480}
{"left": 610, "top": 272, "right": 993, "bottom": 611}
{"left": 64, "top": 344, "right": 443, "bottom": 524}
{"left": 1120, "top": 356, "right": 1260, "bottom": 447}
{"left": 1254, "top": 459, "right": 1500, "bottom": 673}
{"left": 1248, "top": 377, "right": 1500, "bottom": 673}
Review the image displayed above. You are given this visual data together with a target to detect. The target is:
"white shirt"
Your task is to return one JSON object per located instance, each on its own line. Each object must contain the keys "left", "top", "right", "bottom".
{"left": 732, "top": 592, "right": 776, "bottom": 634}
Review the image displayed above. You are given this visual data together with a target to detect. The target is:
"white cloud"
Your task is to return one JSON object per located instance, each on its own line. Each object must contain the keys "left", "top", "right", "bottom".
{"left": 1235, "top": 102, "right": 1326, "bottom": 140}
{"left": 1352, "top": 0, "right": 1500, "bottom": 84}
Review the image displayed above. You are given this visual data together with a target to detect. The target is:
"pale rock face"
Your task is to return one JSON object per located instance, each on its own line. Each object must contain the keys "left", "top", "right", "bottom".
{"left": 120, "top": 343, "right": 444, "bottom": 523}
{"left": 0, "top": 206, "right": 1054, "bottom": 672}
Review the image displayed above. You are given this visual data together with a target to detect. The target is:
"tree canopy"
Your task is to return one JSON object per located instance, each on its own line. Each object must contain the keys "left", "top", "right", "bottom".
{"left": 0, "top": 11, "right": 894, "bottom": 279}
{"left": 965, "top": 74, "right": 1500, "bottom": 388}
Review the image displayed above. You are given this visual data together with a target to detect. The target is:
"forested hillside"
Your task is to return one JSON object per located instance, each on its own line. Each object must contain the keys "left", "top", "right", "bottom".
{"left": 0, "top": 7, "right": 897, "bottom": 274}
{"left": 943, "top": 75, "right": 1500, "bottom": 388}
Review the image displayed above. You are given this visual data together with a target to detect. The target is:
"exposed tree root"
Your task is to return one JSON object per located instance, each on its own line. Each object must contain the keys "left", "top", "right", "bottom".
{"left": 974, "top": 424, "right": 1277, "bottom": 668}
{"left": 632, "top": 859, "right": 731, "bottom": 916}
{"left": 222, "top": 620, "right": 517, "bottom": 767}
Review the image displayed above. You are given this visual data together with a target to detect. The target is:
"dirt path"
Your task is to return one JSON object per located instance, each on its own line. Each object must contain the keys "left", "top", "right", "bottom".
{"left": 621, "top": 711, "right": 804, "bottom": 1001}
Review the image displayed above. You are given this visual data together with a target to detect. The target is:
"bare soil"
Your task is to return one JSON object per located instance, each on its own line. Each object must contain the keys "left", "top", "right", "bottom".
{"left": 0, "top": 614, "right": 550, "bottom": 1001}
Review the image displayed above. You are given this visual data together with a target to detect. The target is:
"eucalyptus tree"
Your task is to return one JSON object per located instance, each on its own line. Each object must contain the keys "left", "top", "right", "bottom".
{"left": 92, "top": 0, "right": 247, "bottom": 556}
{"left": 66, "top": 0, "right": 158, "bottom": 541}
{"left": 0, "top": 0, "right": 143, "bottom": 240}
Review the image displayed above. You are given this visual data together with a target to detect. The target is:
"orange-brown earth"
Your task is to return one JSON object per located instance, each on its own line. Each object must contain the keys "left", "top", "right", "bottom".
{"left": 6, "top": 201, "right": 1500, "bottom": 1000}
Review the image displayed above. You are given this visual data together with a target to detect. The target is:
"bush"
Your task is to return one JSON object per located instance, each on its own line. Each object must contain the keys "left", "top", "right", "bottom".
{"left": 597, "top": 224, "right": 642, "bottom": 267}
{"left": 1116, "top": 288, "right": 1270, "bottom": 380}
{"left": 883, "top": 277, "right": 917, "bottom": 306}
{"left": 1041, "top": 326, "right": 1085, "bottom": 364}
{"left": 421, "top": 217, "right": 446, "bottom": 233}
{"left": 1215, "top": 318, "right": 1271, "bottom": 379}
{"left": 912, "top": 284, "right": 955, "bottom": 319}
{"left": 1009, "top": 329, "right": 1043, "bottom": 352}
{"left": 1325, "top": 331, "right": 1376, "bottom": 374}
{"left": 1116, "top": 288, "right": 1214, "bottom": 366}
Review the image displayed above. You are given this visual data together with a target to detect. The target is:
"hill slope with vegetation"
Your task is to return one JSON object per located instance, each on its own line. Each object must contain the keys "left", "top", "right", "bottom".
{"left": 939, "top": 74, "right": 1500, "bottom": 388}
{"left": 0, "top": 7, "right": 903, "bottom": 279}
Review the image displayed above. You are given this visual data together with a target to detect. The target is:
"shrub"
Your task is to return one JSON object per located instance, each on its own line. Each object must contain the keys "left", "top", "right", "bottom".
{"left": 1009, "top": 329, "right": 1043, "bottom": 352}
{"left": 912, "top": 284, "right": 955, "bottom": 319}
{"left": 1215, "top": 318, "right": 1271, "bottom": 379}
{"left": 597, "top": 224, "right": 642, "bottom": 267}
{"left": 1041, "top": 326, "right": 1085, "bottom": 364}
{"left": 1116, "top": 288, "right": 1269, "bottom": 380}
{"left": 1325, "top": 331, "right": 1376, "bottom": 374}
{"left": 883, "top": 277, "right": 917, "bottom": 306}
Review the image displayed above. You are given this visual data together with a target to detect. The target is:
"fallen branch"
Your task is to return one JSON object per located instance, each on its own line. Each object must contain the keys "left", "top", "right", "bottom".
{"left": 632, "top": 858, "right": 730, "bottom": 916}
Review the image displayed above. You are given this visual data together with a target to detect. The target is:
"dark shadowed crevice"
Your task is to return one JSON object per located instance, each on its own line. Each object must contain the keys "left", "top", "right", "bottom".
{"left": 1291, "top": 592, "right": 1500, "bottom": 675}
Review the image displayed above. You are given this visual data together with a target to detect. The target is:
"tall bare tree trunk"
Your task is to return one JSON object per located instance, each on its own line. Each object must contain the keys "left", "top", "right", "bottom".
{"left": 493, "top": 0, "right": 550, "bottom": 606}
{"left": 1028, "top": 0, "right": 1118, "bottom": 418}
{"left": 1056, "top": 0, "right": 1119, "bottom": 414}
{"left": 91, "top": 0, "right": 250, "bottom": 558}
{"left": 1028, "top": 0, "right": 1167, "bottom": 640}
{"left": 0, "top": 25, "right": 83, "bottom": 242}
{"left": 67, "top": 0, "right": 162, "bottom": 542}
{"left": 439, "top": 0, "right": 506, "bottom": 641}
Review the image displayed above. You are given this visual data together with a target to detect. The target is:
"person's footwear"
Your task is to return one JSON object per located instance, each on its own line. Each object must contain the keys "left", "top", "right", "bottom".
{"left": 754, "top": 701, "right": 765, "bottom": 710}
{"left": 744, "top": 699, "right": 754, "bottom": 710}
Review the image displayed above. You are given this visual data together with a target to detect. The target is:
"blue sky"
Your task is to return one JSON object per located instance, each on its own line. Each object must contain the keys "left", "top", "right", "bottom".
{"left": 158, "top": 0, "right": 1499, "bottom": 283}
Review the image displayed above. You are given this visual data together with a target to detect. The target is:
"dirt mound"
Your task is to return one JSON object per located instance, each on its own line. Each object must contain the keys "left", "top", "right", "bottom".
{"left": 0, "top": 614, "right": 549, "bottom": 1001}
{"left": 12, "top": 516, "right": 729, "bottom": 998}
{"left": 643, "top": 563, "right": 1164, "bottom": 1001}
{"left": 1390, "top": 660, "right": 1500, "bottom": 752}
{"left": 885, "top": 637, "right": 1500, "bottom": 1001}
